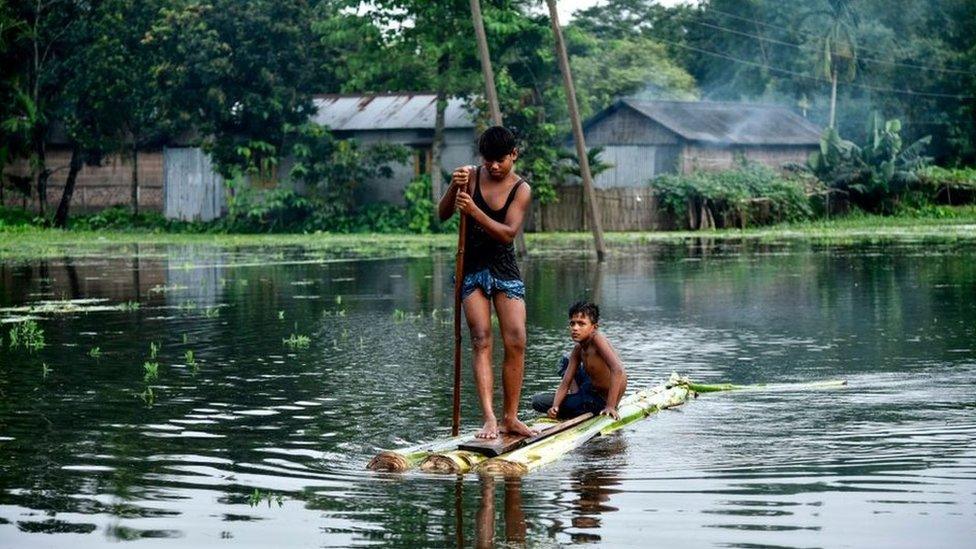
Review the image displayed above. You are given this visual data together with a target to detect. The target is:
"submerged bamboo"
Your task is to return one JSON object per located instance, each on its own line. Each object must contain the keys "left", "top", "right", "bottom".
{"left": 475, "top": 384, "right": 691, "bottom": 476}
{"left": 370, "top": 417, "right": 558, "bottom": 472}
{"left": 368, "top": 434, "right": 479, "bottom": 472}
{"left": 370, "top": 373, "right": 848, "bottom": 474}
{"left": 418, "top": 417, "right": 556, "bottom": 474}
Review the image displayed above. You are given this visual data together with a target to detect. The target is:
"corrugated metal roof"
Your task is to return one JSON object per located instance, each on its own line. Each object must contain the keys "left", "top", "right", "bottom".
{"left": 312, "top": 93, "right": 475, "bottom": 131}
{"left": 614, "top": 99, "right": 821, "bottom": 145}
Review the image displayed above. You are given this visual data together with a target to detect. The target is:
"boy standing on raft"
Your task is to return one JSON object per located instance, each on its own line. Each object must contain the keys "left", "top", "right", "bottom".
{"left": 531, "top": 302, "right": 628, "bottom": 420}
{"left": 438, "top": 126, "right": 535, "bottom": 439}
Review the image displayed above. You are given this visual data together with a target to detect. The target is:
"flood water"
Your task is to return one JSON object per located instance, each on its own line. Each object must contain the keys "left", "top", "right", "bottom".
{"left": 0, "top": 239, "right": 974, "bottom": 548}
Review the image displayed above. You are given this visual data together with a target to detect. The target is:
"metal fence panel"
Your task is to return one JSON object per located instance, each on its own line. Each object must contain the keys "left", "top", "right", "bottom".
{"left": 163, "top": 147, "right": 225, "bottom": 221}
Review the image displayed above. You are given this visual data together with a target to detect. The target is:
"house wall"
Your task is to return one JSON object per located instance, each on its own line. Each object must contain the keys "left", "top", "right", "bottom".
{"left": 679, "top": 144, "right": 815, "bottom": 174}
{"left": 345, "top": 127, "right": 475, "bottom": 205}
{"left": 2, "top": 147, "right": 164, "bottom": 212}
{"left": 578, "top": 107, "right": 682, "bottom": 188}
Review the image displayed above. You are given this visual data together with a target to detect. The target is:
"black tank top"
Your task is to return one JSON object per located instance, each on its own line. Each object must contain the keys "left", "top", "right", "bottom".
{"left": 462, "top": 168, "right": 524, "bottom": 280}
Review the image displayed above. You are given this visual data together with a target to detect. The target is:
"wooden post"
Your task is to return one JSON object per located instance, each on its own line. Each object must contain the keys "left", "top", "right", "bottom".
{"left": 545, "top": 0, "right": 606, "bottom": 261}
{"left": 453, "top": 210, "right": 466, "bottom": 437}
{"left": 469, "top": 0, "right": 501, "bottom": 126}
{"left": 469, "top": 0, "right": 528, "bottom": 259}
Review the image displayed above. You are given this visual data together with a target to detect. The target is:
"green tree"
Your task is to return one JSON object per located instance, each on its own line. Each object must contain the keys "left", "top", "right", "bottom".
{"left": 146, "top": 0, "right": 322, "bottom": 178}
{"left": 1, "top": 0, "right": 81, "bottom": 217}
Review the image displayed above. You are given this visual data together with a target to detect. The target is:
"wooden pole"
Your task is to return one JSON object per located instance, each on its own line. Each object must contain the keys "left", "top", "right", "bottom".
{"left": 469, "top": 0, "right": 528, "bottom": 259}
{"left": 545, "top": 0, "right": 606, "bottom": 262}
{"left": 469, "top": 0, "right": 501, "bottom": 126}
{"left": 453, "top": 198, "right": 467, "bottom": 437}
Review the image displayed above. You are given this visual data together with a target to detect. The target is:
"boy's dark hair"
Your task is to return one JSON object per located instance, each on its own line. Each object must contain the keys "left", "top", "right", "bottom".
{"left": 569, "top": 301, "right": 600, "bottom": 324}
{"left": 478, "top": 126, "right": 517, "bottom": 161}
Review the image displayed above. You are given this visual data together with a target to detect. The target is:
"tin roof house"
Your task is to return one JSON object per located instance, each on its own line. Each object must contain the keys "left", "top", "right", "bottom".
{"left": 311, "top": 93, "right": 477, "bottom": 205}
{"left": 580, "top": 99, "right": 822, "bottom": 188}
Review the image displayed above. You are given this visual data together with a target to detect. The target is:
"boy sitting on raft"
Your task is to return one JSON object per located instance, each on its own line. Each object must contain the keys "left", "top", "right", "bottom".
{"left": 531, "top": 301, "right": 628, "bottom": 420}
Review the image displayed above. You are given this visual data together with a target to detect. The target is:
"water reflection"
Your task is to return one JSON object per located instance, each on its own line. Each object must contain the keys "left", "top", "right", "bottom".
{"left": 0, "top": 240, "right": 974, "bottom": 547}
{"left": 472, "top": 475, "right": 526, "bottom": 548}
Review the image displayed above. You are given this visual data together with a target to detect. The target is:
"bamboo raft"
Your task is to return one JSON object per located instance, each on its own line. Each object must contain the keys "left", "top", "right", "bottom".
{"left": 367, "top": 373, "right": 847, "bottom": 475}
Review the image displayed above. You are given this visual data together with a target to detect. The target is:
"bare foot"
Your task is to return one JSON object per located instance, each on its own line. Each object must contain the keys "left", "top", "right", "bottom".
{"left": 499, "top": 417, "right": 539, "bottom": 437}
{"left": 476, "top": 417, "right": 499, "bottom": 439}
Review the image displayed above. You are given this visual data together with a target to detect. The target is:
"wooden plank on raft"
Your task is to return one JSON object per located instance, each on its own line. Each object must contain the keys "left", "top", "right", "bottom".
{"left": 457, "top": 412, "right": 594, "bottom": 457}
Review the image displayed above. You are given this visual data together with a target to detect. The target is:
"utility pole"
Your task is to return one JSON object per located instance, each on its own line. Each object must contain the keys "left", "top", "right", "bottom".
{"left": 469, "top": 0, "right": 529, "bottom": 258}
{"left": 545, "top": 0, "right": 606, "bottom": 261}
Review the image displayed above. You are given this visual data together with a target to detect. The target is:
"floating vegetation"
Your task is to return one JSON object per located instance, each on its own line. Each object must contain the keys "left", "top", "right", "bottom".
{"left": 203, "top": 307, "right": 220, "bottom": 318}
{"left": 140, "top": 386, "right": 155, "bottom": 406}
{"left": 182, "top": 333, "right": 189, "bottom": 344}
{"left": 178, "top": 301, "right": 197, "bottom": 312}
{"left": 149, "top": 342, "right": 160, "bottom": 360}
{"left": 120, "top": 301, "right": 141, "bottom": 311}
{"left": 185, "top": 350, "right": 198, "bottom": 373}
{"left": 148, "top": 284, "right": 189, "bottom": 294}
{"left": 9, "top": 320, "right": 45, "bottom": 352}
{"left": 247, "top": 488, "right": 284, "bottom": 508}
{"left": 283, "top": 334, "right": 311, "bottom": 349}
{"left": 88, "top": 347, "right": 101, "bottom": 359}
{"left": 277, "top": 310, "right": 285, "bottom": 320}
{"left": 143, "top": 361, "right": 159, "bottom": 382}
{"left": 335, "top": 295, "right": 342, "bottom": 305}
{"left": 41, "top": 363, "right": 52, "bottom": 377}
{"left": 392, "top": 309, "right": 422, "bottom": 322}
{"left": 0, "top": 298, "right": 120, "bottom": 317}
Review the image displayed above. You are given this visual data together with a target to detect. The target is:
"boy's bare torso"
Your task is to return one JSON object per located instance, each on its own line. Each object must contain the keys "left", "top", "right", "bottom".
{"left": 577, "top": 333, "right": 616, "bottom": 397}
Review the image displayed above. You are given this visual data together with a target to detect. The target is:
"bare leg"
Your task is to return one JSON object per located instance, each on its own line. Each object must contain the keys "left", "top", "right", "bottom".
{"left": 464, "top": 289, "right": 497, "bottom": 438}
{"left": 493, "top": 292, "right": 537, "bottom": 437}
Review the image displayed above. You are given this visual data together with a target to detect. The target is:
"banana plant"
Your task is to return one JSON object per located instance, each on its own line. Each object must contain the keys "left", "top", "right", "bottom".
{"left": 807, "top": 112, "right": 931, "bottom": 211}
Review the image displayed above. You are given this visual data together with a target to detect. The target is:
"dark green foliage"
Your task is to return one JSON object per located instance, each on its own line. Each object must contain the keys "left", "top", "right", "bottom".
{"left": 652, "top": 163, "right": 815, "bottom": 229}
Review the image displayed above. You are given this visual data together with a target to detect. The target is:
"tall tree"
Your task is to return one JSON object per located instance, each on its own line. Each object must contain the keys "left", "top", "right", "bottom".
{"left": 2, "top": 0, "right": 81, "bottom": 216}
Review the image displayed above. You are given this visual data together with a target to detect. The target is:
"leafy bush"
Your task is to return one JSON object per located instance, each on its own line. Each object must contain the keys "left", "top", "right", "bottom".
{"left": 403, "top": 174, "right": 437, "bottom": 234}
{"left": 651, "top": 163, "right": 814, "bottom": 229}
{"left": 916, "top": 166, "right": 976, "bottom": 204}
{"left": 221, "top": 179, "right": 320, "bottom": 233}
{"left": 0, "top": 206, "right": 42, "bottom": 228}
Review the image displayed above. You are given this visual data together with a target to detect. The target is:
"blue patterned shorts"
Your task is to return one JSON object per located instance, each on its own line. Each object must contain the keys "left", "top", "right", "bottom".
{"left": 460, "top": 269, "right": 525, "bottom": 301}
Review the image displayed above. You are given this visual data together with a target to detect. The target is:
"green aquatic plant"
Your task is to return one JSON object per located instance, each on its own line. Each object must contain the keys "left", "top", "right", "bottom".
{"left": 283, "top": 334, "right": 311, "bottom": 349}
{"left": 182, "top": 333, "right": 189, "bottom": 344}
{"left": 143, "top": 361, "right": 159, "bottom": 382}
{"left": 203, "top": 307, "right": 220, "bottom": 318}
{"left": 247, "top": 488, "right": 283, "bottom": 508}
{"left": 9, "top": 320, "right": 45, "bottom": 351}
{"left": 120, "top": 301, "right": 141, "bottom": 311}
{"left": 149, "top": 342, "right": 159, "bottom": 360}
{"left": 185, "top": 350, "right": 197, "bottom": 373}
{"left": 335, "top": 295, "right": 342, "bottom": 305}
{"left": 392, "top": 309, "right": 421, "bottom": 322}
{"left": 41, "top": 362, "right": 52, "bottom": 377}
{"left": 140, "top": 386, "right": 155, "bottom": 406}
{"left": 277, "top": 310, "right": 285, "bottom": 320}
{"left": 88, "top": 347, "right": 101, "bottom": 359}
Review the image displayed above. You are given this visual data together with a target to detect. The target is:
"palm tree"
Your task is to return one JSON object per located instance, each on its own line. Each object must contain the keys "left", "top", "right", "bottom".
{"left": 804, "top": 0, "right": 859, "bottom": 128}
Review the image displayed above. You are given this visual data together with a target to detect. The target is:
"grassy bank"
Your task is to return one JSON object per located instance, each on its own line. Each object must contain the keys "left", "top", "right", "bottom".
{"left": 1, "top": 206, "right": 974, "bottom": 261}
